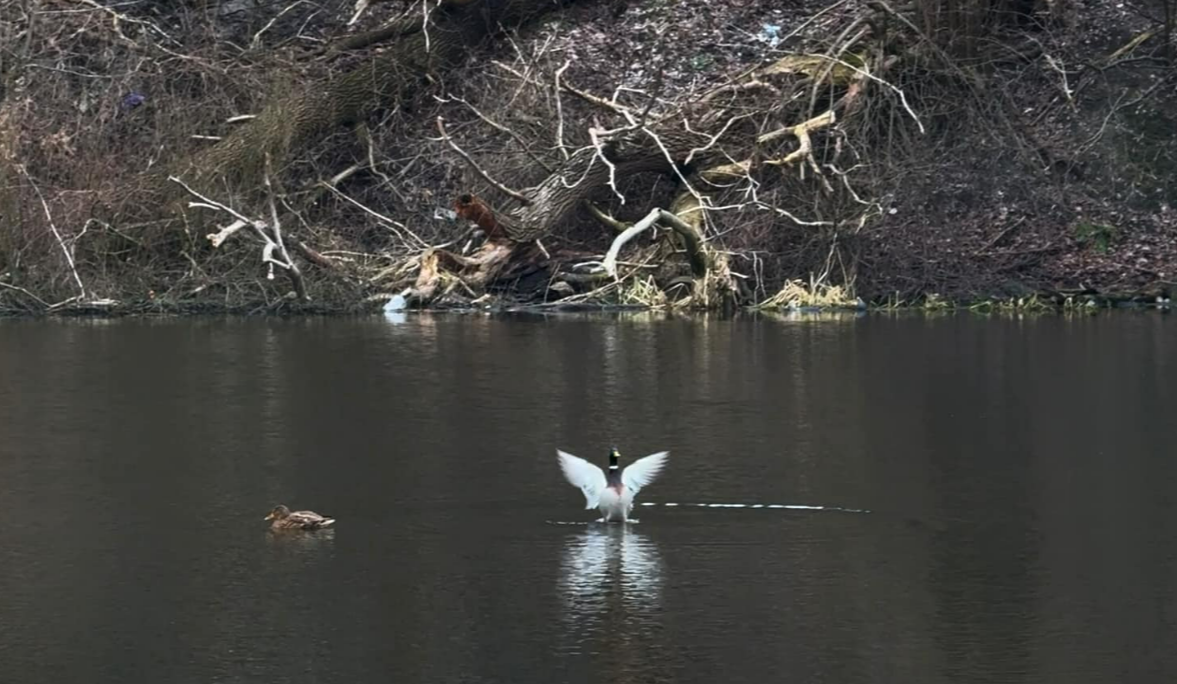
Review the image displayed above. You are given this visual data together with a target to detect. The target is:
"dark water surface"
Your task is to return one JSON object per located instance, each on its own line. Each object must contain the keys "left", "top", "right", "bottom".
{"left": 1, "top": 312, "right": 1175, "bottom": 683}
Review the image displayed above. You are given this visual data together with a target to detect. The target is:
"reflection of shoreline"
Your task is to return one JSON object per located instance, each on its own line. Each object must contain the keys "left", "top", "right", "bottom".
{"left": 557, "top": 524, "right": 663, "bottom": 621}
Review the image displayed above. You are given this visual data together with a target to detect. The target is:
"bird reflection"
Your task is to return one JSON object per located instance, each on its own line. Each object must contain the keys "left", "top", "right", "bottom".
{"left": 558, "top": 524, "right": 663, "bottom": 623}
{"left": 264, "top": 528, "right": 336, "bottom": 555}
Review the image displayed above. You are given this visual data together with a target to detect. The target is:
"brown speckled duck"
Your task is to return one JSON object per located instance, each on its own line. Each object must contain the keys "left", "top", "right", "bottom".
{"left": 264, "top": 504, "right": 336, "bottom": 531}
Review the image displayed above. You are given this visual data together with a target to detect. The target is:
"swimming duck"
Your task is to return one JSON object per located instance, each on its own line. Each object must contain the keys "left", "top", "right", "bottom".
{"left": 557, "top": 447, "right": 668, "bottom": 523}
{"left": 264, "top": 504, "right": 336, "bottom": 531}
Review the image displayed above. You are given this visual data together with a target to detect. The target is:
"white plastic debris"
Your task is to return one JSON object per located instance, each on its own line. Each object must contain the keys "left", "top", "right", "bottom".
{"left": 383, "top": 293, "right": 407, "bottom": 312}
{"left": 757, "top": 24, "right": 782, "bottom": 48}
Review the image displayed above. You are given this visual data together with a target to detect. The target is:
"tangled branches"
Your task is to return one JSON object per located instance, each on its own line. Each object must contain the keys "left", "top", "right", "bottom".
{"left": 5, "top": 0, "right": 1168, "bottom": 313}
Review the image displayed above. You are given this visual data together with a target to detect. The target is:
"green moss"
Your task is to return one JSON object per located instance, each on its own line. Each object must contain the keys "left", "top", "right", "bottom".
{"left": 1074, "top": 222, "right": 1119, "bottom": 254}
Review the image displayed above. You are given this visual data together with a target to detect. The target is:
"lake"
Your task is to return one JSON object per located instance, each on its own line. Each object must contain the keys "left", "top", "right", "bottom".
{"left": 0, "top": 312, "right": 1174, "bottom": 683}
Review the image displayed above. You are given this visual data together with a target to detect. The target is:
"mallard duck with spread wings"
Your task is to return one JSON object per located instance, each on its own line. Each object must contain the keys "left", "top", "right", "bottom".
{"left": 557, "top": 447, "right": 668, "bottom": 523}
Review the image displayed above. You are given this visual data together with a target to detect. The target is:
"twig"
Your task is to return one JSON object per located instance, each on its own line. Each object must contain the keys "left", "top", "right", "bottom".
{"left": 319, "top": 184, "right": 429, "bottom": 249}
{"left": 554, "top": 60, "right": 572, "bottom": 161}
{"left": 169, "top": 173, "right": 307, "bottom": 300}
{"left": 584, "top": 201, "right": 630, "bottom": 232}
{"left": 262, "top": 157, "right": 307, "bottom": 301}
{"left": 421, "top": 0, "right": 432, "bottom": 54}
{"left": 206, "top": 219, "right": 250, "bottom": 248}
{"left": 684, "top": 113, "right": 752, "bottom": 165}
{"left": 806, "top": 20, "right": 870, "bottom": 120}
{"left": 778, "top": 0, "right": 854, "bottom": 48}
{"left": 762, "top": 110, "right": 836, "bottom": 165}
{"left": 808, "top": 53, "right": 925, "bottom": 133}
{"left": 763, "top": 203, "right": 835, "bottom": 227}
{"left": 642, "top": 126, "right": 704, "bottom": 207}
{"left": 655, "top": 208, "right": 709, "bottom": 278}
{"left": 589, "top": 126, "right": 625, "bottom": 203}
{"left": 169, "top": 176, "right": 260, "bottom": 225}
{"left": 870, "top": 0, "right": 982, "bottom": 115}
{"left": 492, "top": 60, "right": 632, "bottom": 117}
{"left": 442, "top": 95, "right": 553, "bottom": 172}
{"left": 331, "top": 14, "right": 423, "bottom": 52}
{"left": 19, "top": 166, "right": 86, "bottom": 299}
{"left": 1044, "top": 53, "right": 1074, "bottom": 107}
{"left": 348, "top": 0, "right": 374, "bottom": 25}
{"left": 0, "top": 281, "right": 49, "bottom": 309}
{"left": 436, "top": 116, "right": 533, "bottom": 205}
{"left": 252, "top": 1, "right": 308, "bottom": 49}
{"left": 565, "top": 81, "right": 634, "bottom": 117}
{"left": 74, "top": 0, "right": 181, "bottom": 46}
{"left": 699, "top": 80, "right": 781, "bottom": 104}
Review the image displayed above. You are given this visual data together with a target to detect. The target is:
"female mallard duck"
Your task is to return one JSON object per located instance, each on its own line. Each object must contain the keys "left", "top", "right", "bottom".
{"left": 557, "top": 447, "right": 668, "bottom": 523}
{"left": 264, "top": 504, "right": 335, "bottom": 531}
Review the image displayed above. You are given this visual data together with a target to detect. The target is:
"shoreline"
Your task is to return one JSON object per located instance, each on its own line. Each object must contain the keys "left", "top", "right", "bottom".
{"left": 1, "top": 291, "right": 1171, "bottom": 320}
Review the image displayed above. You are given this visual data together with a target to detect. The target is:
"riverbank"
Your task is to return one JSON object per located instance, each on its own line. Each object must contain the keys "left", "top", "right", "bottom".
{"left": 2, "top": 1, "right": 1174, "bottom": 313}
{"left": 1, "top": 289, "right": 1172, "bottom": 319}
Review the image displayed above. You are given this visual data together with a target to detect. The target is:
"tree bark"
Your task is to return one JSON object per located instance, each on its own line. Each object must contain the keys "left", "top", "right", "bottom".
{"left": 498, "top": 128, "right": 708, "bottom": 242}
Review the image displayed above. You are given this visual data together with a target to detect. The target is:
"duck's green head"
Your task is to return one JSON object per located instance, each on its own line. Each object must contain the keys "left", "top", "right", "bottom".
{"left": 608, "top": 446, "right": 620, "bottom": 470}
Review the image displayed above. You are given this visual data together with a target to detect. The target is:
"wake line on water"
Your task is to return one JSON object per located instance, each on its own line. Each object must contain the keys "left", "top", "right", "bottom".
{"left": 638, "top": 501, "right": 871, "bottom": 513}
{"left": 545, "top": 501, "right": 871, "bottom": 524}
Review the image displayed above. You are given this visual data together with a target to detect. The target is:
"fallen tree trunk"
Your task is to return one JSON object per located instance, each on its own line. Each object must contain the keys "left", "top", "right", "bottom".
{"left": 498, "top": 129, "right": 707, "bottom": 243}
{"left": 402, "top": 31, "right": 908, "bottom": 308}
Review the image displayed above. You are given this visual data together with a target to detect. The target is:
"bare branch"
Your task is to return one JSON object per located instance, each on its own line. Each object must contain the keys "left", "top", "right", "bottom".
{"left": 170, "top": 173, "right": 307, "bottom": 301}
{"left": 252, "top": 1, "right": 309, "bottom": 49}
{"left": 349, "top": 0, "right": 375, "bottom": 25}
{"left": 443, "top": 95, "right": 553, "bottom": 172}
{"left": 168, "top": 175, "right": 261, "bottom": 226}
{"left": 319, "top": 184, "right": 430, "bottom": 249}
{"left": 19, "top": 166, "right": 85, "bottom": 299}
{"left": 808, "top": 53, "right": 925, "bottom": 133}
{"left": 206, "top": 219, "right": 251, "bottom": 248}
{"left": 762, "top": 110, "right": 836, "bottom": 165}
{"left": 262, "top": 156, "right": 307, "bottom": 301}
{"left": 583, "top": 201, "right": 630, "bottom": 233}
{"left": 589, "top": 126, "right": 625, "bottom": 203}
{"left": 436, "top": 116, "right": 533, "bottom": 205}
{"left": 0, "top": 281, "right": 49, "bottom": 309}
{"left": 602, "top": 208, "right": 662, "bottom": 279}
{"left": 685, "top": 113, "right": 753, "bottom": 165}
{"left": 554, "top": 60, "right": 572, "bottom": 161}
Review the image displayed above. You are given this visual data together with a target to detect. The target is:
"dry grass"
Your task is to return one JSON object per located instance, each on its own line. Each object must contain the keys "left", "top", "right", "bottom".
{"left": 756, "top": 276, "right": 861, "bottom": 310}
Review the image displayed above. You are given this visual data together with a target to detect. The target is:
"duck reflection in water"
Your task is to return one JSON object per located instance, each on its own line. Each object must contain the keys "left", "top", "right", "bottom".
{"left": 558, "top": 524, "right": 663, "bottom": 620}
{"left": 264, "top": 526, "right": 336, "bottom": 554}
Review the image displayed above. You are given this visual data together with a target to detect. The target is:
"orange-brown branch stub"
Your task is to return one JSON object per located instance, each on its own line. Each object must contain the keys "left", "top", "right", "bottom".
{"left": 453, "top": 194, "right": 509, "bottom": 240}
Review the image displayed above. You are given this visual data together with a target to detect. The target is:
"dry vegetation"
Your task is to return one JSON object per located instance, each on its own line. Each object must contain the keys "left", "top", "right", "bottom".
{"left": 0, "top": 0, "right": 1174, "bottom": 314}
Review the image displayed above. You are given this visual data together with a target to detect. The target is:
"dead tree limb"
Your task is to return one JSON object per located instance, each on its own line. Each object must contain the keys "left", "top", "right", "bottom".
{"left": 168, "top": 174, "right": 308, "bottom": 301}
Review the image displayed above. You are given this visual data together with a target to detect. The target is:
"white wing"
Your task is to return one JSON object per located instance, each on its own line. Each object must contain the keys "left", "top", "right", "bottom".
{"left": 621, "top": 451, "right": 668, "bottom": 496}
{"left": 557, "top": 450, "right": 607, "bottom": 509}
